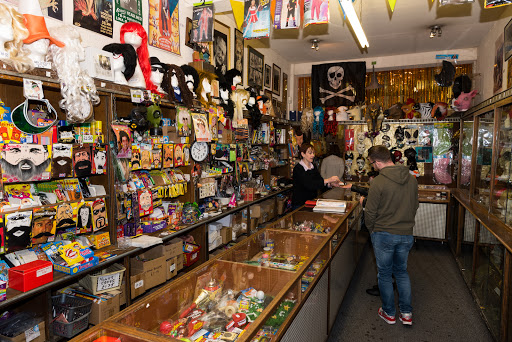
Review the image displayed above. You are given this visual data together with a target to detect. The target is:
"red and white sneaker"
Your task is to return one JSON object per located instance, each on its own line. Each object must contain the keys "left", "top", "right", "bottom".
{"left": 399, "top": 312, "right": 413, "bottom": 325}
{"left": 378, "top": 307, "right": 396, "bottom": 324}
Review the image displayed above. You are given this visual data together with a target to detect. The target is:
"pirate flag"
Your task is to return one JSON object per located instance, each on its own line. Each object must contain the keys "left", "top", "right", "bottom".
{"left": 311, "top": 62, "right": 366, "bottom": 108}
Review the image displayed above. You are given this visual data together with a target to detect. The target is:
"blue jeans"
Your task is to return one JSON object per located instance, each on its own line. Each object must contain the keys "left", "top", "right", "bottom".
{"left": 371, "top": 231, "right": 414, "bottom": 317}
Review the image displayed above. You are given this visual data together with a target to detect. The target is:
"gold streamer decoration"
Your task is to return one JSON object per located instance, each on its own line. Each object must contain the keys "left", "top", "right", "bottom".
{"left": 297, "top": 63, "right": 473, "bottom": 111}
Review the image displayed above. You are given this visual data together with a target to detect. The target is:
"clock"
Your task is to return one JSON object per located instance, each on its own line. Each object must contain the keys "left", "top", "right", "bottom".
{"left": 191, "top": 142, "right": 209, "bottom": 162}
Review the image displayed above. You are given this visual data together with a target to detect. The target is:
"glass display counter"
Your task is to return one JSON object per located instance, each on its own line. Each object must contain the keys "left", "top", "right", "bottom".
{"left": 267, "top": 210, "right": 345, "bottom": 235}
{"left": 492, "top": 104, "right": 512, "bottom": 223}
{"left": 460, "top": 120, "right": 474, "bottom": 192}
{"left": 473, "top": 111, "right": 494, "bottom": 206}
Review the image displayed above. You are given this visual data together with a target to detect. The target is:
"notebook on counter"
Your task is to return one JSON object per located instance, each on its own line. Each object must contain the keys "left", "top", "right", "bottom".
{"left": 312, "top": 199, "right": 347, "bottom": 213}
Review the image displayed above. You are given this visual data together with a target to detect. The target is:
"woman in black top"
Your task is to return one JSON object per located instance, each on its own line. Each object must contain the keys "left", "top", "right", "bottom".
{"left": 292, "top": 143, "right": 341, "bottom": 207}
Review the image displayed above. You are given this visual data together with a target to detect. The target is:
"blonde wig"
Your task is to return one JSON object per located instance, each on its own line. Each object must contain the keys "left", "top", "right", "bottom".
{"left": 231, "top": 89, "right": 250, "bottom": 127}
{"left": 0, "top": 4, "right": 33, "bottom": 73}
{"left": 301, "top": 107, "right": 314, "bottom": 133}
{"left": 47, "top": 25, "right": 99, "bottom": 123}
{"left": 197, "top": 70, "right": 217, "bottom": 107}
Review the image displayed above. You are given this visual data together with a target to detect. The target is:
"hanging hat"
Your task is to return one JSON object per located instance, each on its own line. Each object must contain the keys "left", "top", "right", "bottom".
{"left": 18, "top": 0, "right": 64, "bottom": 47}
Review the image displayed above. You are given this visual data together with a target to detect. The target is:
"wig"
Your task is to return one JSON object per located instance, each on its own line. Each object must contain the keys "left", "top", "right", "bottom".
{"left": 120, "top": 22, "right": 156, "bottom": 92}
{"left": 301, "top": 107, "right": 314, "bottom": 133}
{"left": 231, "top": 89, "right": 250, "bottom": 126}
{"left": 246, "top": 87, "right": 262, "bottom": 130}
{"left": 48, "top": 25, "right": 99, "bottom": 123}
{"left": 312, "top": 106, "right": 324, "bottom": 137}
{"left": 164, "top": 64, "right": 193, "bottom": 108}
{"left": 197, "top": 70, "right": 217, "bottom": 107}
{"left": 0, "top": 4, "right": 33, "bottom": 73}
{"left": 180, "top": 64, "right": 199, "bottom": 95}
{"left": 102, "top": 43, "right": 137, "bottom": 80}
{"left": 225, "top": 69, "right": 242, "bottom": 90}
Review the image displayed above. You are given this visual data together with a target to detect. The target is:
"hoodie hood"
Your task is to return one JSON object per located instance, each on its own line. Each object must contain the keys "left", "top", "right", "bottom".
{"left": 379, "top": 165, "right": 411, "bottom": 185}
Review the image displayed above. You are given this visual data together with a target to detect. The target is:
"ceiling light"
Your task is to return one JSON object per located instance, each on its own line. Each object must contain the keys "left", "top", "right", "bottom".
{"left": 429, "top": 25, "right": 442, "bottom": 39}
{"left": 340, "top": 0, "right": 369, "bottom": 48}
{"left": 311, "top": 39, "right": 320, "bottom": 51}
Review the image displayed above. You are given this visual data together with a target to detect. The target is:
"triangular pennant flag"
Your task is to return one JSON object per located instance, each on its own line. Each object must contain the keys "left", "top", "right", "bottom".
{"left": 388, "top": 0, "right": 397, "bottom": 12}
{"left": 230, "top": 0, "right": 245, "bottom": 29}
{"left": 169, "top": 0, "right": 179, "bottom": 18}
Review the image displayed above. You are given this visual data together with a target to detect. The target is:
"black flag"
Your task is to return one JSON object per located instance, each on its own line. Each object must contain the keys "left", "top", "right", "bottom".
{"left": 311, "top": 62, "right": 366, "bottom": 107}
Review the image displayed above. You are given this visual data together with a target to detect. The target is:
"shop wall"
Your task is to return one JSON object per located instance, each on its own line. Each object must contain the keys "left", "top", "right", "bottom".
{"left": 475, "top": 6, "right": 512, "bottom": 102}
{"left": 289, "top": 48, "right": 478, "bottom": 111}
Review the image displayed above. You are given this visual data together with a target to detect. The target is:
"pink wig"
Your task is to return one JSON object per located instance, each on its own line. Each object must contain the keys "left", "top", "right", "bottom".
{"left": 120, "top": 22, "right": 156, "bottom": 92}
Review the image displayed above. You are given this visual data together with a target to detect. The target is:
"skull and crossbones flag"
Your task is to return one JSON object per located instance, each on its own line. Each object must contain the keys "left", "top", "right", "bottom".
{"left": 311, "top": 62, "right": 366, "bottom": 107}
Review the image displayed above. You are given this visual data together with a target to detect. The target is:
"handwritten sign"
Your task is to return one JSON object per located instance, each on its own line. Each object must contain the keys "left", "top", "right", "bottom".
{"left": 25, "top": 324, "right": 40, "bottom": 342}
{"left": 96, "top": 273, "right": 120, "bottom": 292}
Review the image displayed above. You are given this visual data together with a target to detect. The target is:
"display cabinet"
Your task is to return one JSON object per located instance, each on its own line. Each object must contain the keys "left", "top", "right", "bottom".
{"left": 492, "top": 104, "right": 512, "bottom": 223}
{"left": 267, "top": 210, "right": 345, "bottom": 236}
{"left": 472, "top": 111, "right": 494, "bottom": 206}
{"left": 459, "top": 120, "right": 474, "bottom": 192}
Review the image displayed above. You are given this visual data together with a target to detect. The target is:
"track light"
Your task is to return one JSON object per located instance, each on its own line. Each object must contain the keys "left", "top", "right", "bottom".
{"left": 429, "top": 25, "right": 442, "bottom": 39}
{"left": 311, "top": 39, "right": 320, "bottom": 51}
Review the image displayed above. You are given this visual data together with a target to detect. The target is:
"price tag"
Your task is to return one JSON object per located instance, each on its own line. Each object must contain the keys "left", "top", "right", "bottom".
{"left": 36, "top": 265, "right": 52, "bottom": 277}
{"left": 134, "top": 279, "right": 144, "bottom": 289}
{"left": 25, "top": 324, "right": 40, "bottom": 342}
{"left": 170, "top": 264, "right": 176, "bottom": 272}
{"left": 96, "top": 273, "right": 120, "bottom": 292}
{"left": 82, "top": 135, "right": 94, "bottom": 143}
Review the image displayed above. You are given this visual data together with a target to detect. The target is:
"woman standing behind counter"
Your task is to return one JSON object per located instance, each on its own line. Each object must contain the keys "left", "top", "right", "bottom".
{"left": 292, "top": 143, "right": 341, "bottom": 208}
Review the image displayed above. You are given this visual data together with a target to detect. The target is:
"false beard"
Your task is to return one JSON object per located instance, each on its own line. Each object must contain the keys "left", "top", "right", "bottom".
{"left": 74, "top": 160, "right": 92, "bottom": 177}
{"left": 0, "top": 158, "right": 51, "bottom": 181}
{"left": 53, "top": 156, "right": 72, "bottom": 177}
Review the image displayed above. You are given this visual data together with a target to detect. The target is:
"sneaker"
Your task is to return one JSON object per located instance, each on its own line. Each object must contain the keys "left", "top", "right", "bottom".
{"left": 399, "top": 312, "right": 412, "bottom": 325}
{"left": 366, "top": 285, "right": 380, "bottom": 296}
{"left": 378, "top": 307, "right": 396, "bottom": 325}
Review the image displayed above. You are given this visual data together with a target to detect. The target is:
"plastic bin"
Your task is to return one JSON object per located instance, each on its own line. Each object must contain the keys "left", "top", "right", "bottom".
{"left": 52, "top": 294, "right": 93, "bottom": 322}
{"left": 52, "top": 312, "right": 91, "bottom": 338}
{"left": 184, "top": 245, "right": 201, "bottom": 267}
{"left": 79, "top": 263, "right": 126, "bottom": 294}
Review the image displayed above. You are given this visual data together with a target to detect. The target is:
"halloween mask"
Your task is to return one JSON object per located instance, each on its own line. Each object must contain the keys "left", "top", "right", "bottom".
{"left": 92, "top": 198, "right": 107, "bottom": 231}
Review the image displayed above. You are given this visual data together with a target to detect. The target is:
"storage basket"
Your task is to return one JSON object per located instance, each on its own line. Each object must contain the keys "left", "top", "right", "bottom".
{"left": 78, "top": 263, "right": 125, "bottom": 294}
{"left": 52, "top": 294, "right": 93, "bottom": 322}
{"left": 184, "top": 245, "right": 201, "bottom": 267}
{"left": 52, "top": 312, "right": 90, "bottom": 338}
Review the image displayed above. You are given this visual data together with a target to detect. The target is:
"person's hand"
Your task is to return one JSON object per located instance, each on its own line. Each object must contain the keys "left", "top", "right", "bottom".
{"left": 328, "top": 176, "right": 340, "bottom": 184}
{"left": 331, "top": 182, "right": 341, "bottom": 188}
{"left": 359, "top": 196, "right": 365, "bottom": 205}
{"left": 341, "top": 182, "right": 352, "bottom": 189}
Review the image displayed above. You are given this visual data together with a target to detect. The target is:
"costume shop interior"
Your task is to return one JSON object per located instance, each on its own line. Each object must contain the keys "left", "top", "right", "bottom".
{"left": 0, "top": 0, "right": 510, "bottom": 340}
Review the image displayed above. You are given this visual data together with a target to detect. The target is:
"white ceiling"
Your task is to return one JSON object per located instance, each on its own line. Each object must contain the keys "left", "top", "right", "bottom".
{"left": 237, "top": 0, "right": 510, "bottom": 63}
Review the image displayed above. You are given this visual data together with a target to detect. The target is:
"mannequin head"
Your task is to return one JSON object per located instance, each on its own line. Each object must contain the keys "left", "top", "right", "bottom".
{"left": 0, "top": 4, "right": 33, "bottom": 73}
{"left": 102, "top": 43, "right": 137, "bottom": 84}
{"left": 197, "top": 70, "right": 217, "bottom": 106}
{"left": 24, "top": 38, "right": 49, "bottom": 62}
{"left": 164, "top": 64, "right": 193, "bottom": 108}
{"left": 180, "top": 64, "right": 199, "bottom": 96}
{"left": 120, "top": 22, "right": 156, "bottom": 91}
{"left": 150, "top": 56, "right": 167, "bottom": 94}
{"left": 225, "top": 69, "right": 242, "bottom": 90}
{"left": 48, "top": 25, "right": 99, "bottom": 123}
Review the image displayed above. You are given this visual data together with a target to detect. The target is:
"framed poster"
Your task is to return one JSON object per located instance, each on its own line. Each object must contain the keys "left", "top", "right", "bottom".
{"left": 282, "top": 72, "right": 288, "bottom": 116}
{"left": 214, "top": 21, "right": 230, "bottom": 75}
{"left": 73, "top": 0, "right": 113, "bottom": 38}
{"left": 148, "top": 0, "right": 180, "bottom": 55}
{"left": 234, "top": 28, "right": 244, "bottom": 74}
{"left": 508, "top": 59, "right": 512, "bottom": 89}
{"left": 272, "top": 64, "right": 281, "bottom": 96}
{"left": 494, "top": 33, "right": 504, "bottom": 94}
{"left": 248, "top": 47, "right": 264, "bottom": 90}
{"left": 114, "top": 0, "right": 142, "bottom": 24}
{"left": 264, "top": 64, "right": 272, "bottom": 89}
{"left": 505, "top": 18, "right": 512, "bottom": 61}
{"left": 185, "top": 17, "right": 195, "bottom": 48}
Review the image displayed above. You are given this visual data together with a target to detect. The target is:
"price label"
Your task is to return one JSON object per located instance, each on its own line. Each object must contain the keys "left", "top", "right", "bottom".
{"left": 134, "top": 279, "right": 144, "bottom": 289}
{"left": 96, "top": 273, "right": 120, "bottom": 292}
{"left": 170, "top": 264, "right": 176, "bottom": 272}
{"left": 36, "top": 265, "right": 52, "bottom": 277}
{"left": 25, "top": 324, "right": 40, "bottom": 342}
{"left": 82, "top": 135, "right": 94, "bottom": 143}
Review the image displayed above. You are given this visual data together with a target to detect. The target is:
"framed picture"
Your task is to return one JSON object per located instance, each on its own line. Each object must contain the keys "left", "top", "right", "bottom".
{"left": 234, "top": 28, "right": 244, "bottom": 75}
{"left": 508, "top": 59, "right": 512, "bottom": 89}
{"left": 282, "top": 72, "right": 288, "bottom": 116}
{"left": 264, "top": 89, "right": 273, "bottom": 100}
{"left": 264, "top": 64, "right": 272, "bottom": 89}
{"left": 214, "top": 20, "right": 230, "bottom": 75}
{"left": 273, "top": 64, "right": 281, "bottom": 96}
{"left": 185, "top": 17, "right": 194, "bottom": 48}
{"left": 505, "top": 18, "right": 512, "bottom": 61}
{"left": 494, "top": 33, "right": 504, "bottom": 94}
{"left": 248, "top": 47, "right": 264, "bottom": 90}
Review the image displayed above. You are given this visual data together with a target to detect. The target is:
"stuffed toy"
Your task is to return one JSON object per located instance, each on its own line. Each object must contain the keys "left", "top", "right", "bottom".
{"left": 435, "top": 60, "right": 455, "bottom": 87}
{"left": 414, "top": 102, "right": 434, "bottom": 119}
{"left": 402, "top": 98, "right": 420, "bottom": 119}
{"left": 384, "top": 103, "right": 404, "bottom": 120}
{"left": 431, "top": 102, "right": 448, "bottom": 121}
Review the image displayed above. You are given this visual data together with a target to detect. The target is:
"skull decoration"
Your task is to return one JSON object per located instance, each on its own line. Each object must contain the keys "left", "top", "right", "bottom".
{"left": 328, "top": 66, "right": 344, "bottom": 90}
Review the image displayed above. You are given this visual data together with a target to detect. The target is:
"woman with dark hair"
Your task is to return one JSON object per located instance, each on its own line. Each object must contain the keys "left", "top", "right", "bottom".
{"left": 292, "top": 142, "right": 341, "bottom": 207}
{"left": 320, "top": 144, "right": 344, "bottom": 181}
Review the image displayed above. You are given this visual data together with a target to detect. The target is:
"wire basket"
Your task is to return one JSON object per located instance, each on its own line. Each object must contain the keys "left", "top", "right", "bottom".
{"left": 52, "top": 312, "right": 90, "bottom": 338}
{"left": 79, "top": 263, "right": 125, "bottom": 295}
{"left": 52, "top": 294, "right": 93, "bottom": 322}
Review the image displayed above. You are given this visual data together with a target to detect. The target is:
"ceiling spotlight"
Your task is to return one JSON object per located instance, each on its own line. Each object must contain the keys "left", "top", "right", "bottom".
{"left": 311, "top": 39, "right": 320, "bottom": 51}
{"left": 429, "top": 26, "right": 442, "bottom": 39}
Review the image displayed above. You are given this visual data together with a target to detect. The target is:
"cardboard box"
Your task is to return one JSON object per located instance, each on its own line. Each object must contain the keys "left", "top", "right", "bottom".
{"left": 0, "top": 321, "right": 45, "bottom": 342}
{"left": 9, "top": 260, "right": 53, "bottom": 292}
{"left": 130, "top": 269, "right": 145, "bottom": 299}
{"left": 176, "top": 254, "right": 184, "bottom": 271}
{"left": 164, "top": 238, "right": 183, "bottom": 259}
{"left": 119, "top": 279, "right": 126, "bottom": 306}
{"left": 166, "top": 257, "right": 178, "bottom": 280}
{"left": 221, "top": 227, "right": 233, "bottom": 244}
{"left": 250, "top": 205, "right": 261, "bottom": 218}
{"left": 89, "top": 291, "right": 120, "bottom": 325}
{"left": 130, "top": 245, "right": 166, "bottom": 291}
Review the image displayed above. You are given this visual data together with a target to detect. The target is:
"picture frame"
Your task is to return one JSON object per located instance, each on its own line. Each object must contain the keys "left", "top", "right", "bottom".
{"left": 185, "top": 17, "right": 194, "bottom": 48}
{"left": 264, "top": 64, "right": 272, "bottom": 89}
{"left": 213, "top": 20, "right": 230, "bottom": 75}
{"left": 505, "top": 17, "right": 512, "bottom": 61}
{"left": 248, "top": 47, "right": 264, "bottom": 90}
{"left": 234, "top": 28, "right": 244, "bottom": 75}
{"left": 272, "top": 64, "right": 281, "bottom": 96}
{"left": 282, "top": 72, "right": 288, "bottom": 116}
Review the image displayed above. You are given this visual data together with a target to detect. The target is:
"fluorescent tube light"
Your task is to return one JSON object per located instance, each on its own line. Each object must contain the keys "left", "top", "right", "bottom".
{"left": 340, "top": 0, "right": 369, "bottom": 48}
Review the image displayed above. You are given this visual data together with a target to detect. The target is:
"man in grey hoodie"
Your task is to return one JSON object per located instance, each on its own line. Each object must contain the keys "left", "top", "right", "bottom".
{"left": 364, "top": 145, "right": 419, "bottom": 326}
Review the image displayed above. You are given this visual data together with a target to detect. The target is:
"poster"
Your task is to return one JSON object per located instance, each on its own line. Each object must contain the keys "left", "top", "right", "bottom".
{"left": 234, "top": 28, "right": 244, "bottom": 74}
{"left": 73, "top": 0, "right": 113, "bottom": 38}
{"left": 112, "top": 125, "right": 132, "bottom": 158}
{"left": 148, "top": 0, "right": 180, "bottom": 55}
{"left": 243, "top": 0, "right": 271, "bottom": 39}
{"left": 214, "top": 29, "right": 228, "bottom": 75}
{"left": 274, "top": 0, "right": 300, "bottom": 29}
{"left": 494, "top": 33, "right": 504, "bottom": 94}
{"left": 114, "top": 0, "right": 142, "bottom": 24}
{"left": 304, "top": 0, "right": 329, "bottom": 27}
{"left": 192, "top": 113, "right": 212, "bottom": 142}
{"left": 192, "top": 1, "right": 214, "bottom": 43}
{"left": 41, "top": 0, "right": 63, "bottom": 20}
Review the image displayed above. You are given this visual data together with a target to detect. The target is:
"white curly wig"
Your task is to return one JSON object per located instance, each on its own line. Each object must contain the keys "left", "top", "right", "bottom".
{"left": 47, "top": 25, "right": 99, "bottom": 123}
{"left": 0, "top": 4, "right": 33, "bottom": 73}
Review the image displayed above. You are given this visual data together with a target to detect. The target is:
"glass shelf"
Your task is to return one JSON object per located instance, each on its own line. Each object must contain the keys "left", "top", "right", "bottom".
{"left": 473, "top": 112, "right": 494, "bottom": 206}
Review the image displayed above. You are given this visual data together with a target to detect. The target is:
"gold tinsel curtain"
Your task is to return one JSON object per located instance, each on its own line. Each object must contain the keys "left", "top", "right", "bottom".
{"left": 297, "top": 64, "right": 473, "bottom": 110}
